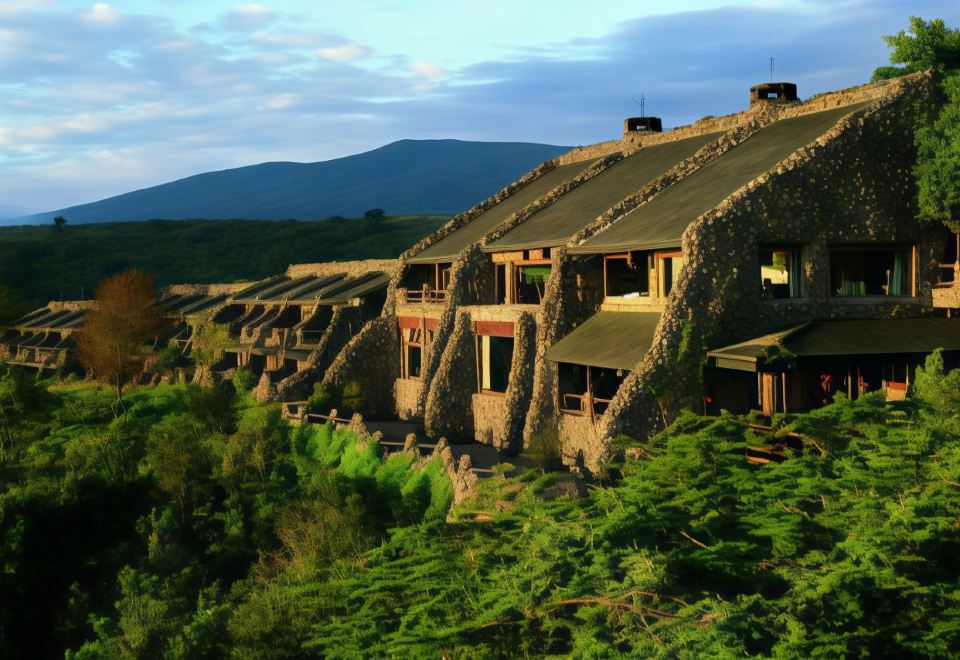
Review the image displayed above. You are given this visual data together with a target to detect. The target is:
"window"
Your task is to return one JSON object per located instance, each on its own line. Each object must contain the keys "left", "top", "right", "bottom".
{"left": 830, "top": 247, "right": 913, "bottom": 297}
{"left": 605, "top": 252, "right": 650, "bottom": 297}
{"left": 401, "top": 326, "right": 424, "bottom": 379}
{"left": 939, "top": 231, "right": 958, "bottom": 284}
{"left": 557, "top": 363, "right": 625, "bottom": 416}
{"left": 515, "top": 265, "right": 551, "bottom": 304}
{"left": 759, "top": 246, "right": 802, "bottom": 298}
{"left": 658, "top": 252, "right": 684, "bottom": 297}
{"left": 478, "top": 335, "right": 514, "bottom": 394}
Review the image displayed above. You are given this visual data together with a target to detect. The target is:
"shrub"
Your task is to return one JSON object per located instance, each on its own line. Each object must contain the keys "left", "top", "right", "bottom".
{"left": 307, "top": 383, "right": 338, "bottom": 414}
{"left": 232, "top": 367, "right": 255, "bottom": 394}
{"left": 527, "top": 425, "right": 564, "bottom": 472}
{"left": 340, "top": 381, "right": 363, "bottom": 412}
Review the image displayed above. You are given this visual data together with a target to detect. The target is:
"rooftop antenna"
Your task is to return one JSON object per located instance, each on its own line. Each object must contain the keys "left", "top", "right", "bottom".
{"left": 769, "top": 57, "right": 775, "bottom": 81}
{"left": 630, "top": 94, "right": 647, "bottom": 117}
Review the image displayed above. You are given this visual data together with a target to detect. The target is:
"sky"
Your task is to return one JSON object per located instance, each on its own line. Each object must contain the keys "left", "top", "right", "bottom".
{"left": 1, "top": 0, "right": 958, "bottom": 217}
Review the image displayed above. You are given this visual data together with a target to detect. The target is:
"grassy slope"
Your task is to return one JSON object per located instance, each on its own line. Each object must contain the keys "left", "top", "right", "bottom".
{"left": 0, "top": 216, "right": 445, "bottom": 310}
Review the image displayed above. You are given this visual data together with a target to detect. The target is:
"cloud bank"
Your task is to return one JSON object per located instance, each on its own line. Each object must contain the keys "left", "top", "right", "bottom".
{"left": 1, "top": 0, "right": 957, "bottom": 216}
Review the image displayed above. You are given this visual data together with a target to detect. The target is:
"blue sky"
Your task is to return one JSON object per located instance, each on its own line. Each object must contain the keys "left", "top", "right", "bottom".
{"left": 1, "top": 0, "right": 957, "bottom": 217}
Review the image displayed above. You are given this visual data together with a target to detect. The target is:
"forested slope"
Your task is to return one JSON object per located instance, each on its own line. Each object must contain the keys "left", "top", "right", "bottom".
{"left": 0, "top": 352, "right": 957, "bottom": 657}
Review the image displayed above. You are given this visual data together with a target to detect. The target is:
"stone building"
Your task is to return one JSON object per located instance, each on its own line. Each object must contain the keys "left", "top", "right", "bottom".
{"left": 323, "top": 71, "right": 960, "bottom": 473}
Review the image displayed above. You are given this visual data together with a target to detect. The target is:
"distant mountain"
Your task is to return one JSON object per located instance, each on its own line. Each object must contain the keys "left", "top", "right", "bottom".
{"left": 8, "top": 139, "right": 571, "bottom": 225}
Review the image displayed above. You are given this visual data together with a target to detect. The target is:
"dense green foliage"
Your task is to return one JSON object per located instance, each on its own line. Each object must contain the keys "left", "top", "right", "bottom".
{"left": 0, "top": 215, "right": 445, "bottom": 310}
{"left": 0, "top": 371, "right": 451, "bottom": 659}
{"left": 872, "top": 17, "right": 960, "bottom": 225}
{"left": 1, "top": 352, "right": 958, "bottom": 657}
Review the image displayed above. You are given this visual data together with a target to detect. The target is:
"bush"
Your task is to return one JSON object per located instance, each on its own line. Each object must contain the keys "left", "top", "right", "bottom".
{"left": 307, "top": 383, "right": 338, "bottom": 414}
{"left": 232, "top": 367, "right": 255, "bottom": 394}
{"left": 527, "top": 425, "right": 564, "bottom": 472}
{"left": 340, "top": 382, "right": 363, "bottom": 412}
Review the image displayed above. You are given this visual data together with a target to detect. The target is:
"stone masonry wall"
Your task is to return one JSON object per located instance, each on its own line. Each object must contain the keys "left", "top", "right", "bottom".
{"left": 523, "top": 248, "right": 605, "bottom": 448}
{"left": 321, "top": 315, "right": 401, "bottom": 419}
{"left": 494, "top": 311, "right": 536, "bottom": 452}
{"left": 593, "top": 72, "right": 934, "bottom": 463}
{"left": 267, "top": 305, "right": 356, "bottom": 402}
{"left": 423, "top": 312, "right": 477, "bottom": 440}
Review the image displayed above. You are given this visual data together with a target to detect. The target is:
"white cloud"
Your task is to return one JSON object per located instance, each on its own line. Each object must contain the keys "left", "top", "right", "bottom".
{"left": 221, "top": 3, "right": 275, "bottom": 31}
{"left": 259, "top": 93, "right": 299, "bottom": 110}
{"left": 412, "top": 60, "right": 444, "bottom": 79}
{"left": 81, "top": 3, "right": 122, "bottom": 24}
{"left": 316, "top": 43, "right": 371, "bottom": 62}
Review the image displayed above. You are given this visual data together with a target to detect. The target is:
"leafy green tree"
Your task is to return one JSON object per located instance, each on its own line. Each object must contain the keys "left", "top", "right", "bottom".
{"left": 872, "top": 17, "right": 960, "bottom": 225}
{"left": 871, "top": 16, "right": 960, "bottom": 81}
{"left": 52, "top": 215, "right": 67, "bottom": 233}
{"left": 363, "top": 208, "right": 385, "bottom": 223}
{"left": 188, "top": 315, "right": 232, "bottom": 381}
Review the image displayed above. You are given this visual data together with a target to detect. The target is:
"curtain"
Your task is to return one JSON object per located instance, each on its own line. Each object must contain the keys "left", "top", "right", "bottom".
{"left": 889, "top": 250, "right": 906, "bottom": 295}
{"left": 522, "top": 266, "right": 552, "bottom": 284}
{"left": 838, "top": 254, "right": 866, "bottom": 296}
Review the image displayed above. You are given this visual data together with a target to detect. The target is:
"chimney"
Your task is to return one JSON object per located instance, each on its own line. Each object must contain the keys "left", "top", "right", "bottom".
{"left": 750, "top": 82, "right": 798, "bottom": 107}
{"left": 623, "top": 116, "right": 663, "bottom": 136}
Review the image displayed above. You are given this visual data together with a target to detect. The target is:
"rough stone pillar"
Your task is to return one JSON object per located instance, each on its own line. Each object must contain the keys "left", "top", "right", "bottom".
{"left": 424, "top": 312, "right": 477, "bottom": 441}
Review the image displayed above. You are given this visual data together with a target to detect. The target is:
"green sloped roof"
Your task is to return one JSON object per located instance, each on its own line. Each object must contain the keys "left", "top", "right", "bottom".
{"left": 408, "top": 159, "right": 592, "bottom": 263}
{"left": 708, "top": 318, "right": 960, "bottom": 370}
{"left": 485, "top": 132, "right": 723, "bottom": 251}
{"left": 571, "top": 101, "right": 872, "bottom": 254}
{"left": 315, "top": 272, "right": 390, "bottom": 304}
{"left": 545, "top": 310, "right": 662, "bottom": 370}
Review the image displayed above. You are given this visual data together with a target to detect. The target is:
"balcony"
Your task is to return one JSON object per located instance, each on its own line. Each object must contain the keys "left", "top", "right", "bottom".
{"left": 400, "top": 286, "right": 448, "bottom": 304}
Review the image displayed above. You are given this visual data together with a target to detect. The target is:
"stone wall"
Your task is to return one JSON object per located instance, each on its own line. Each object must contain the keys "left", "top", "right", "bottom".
{"left": 593, "top": 72, "right": 935, "bottom": 461}
{"left": 285, "top": 259, "right": 399, "bottom": 280}
{"left": 491, "top": 311, "right": 536, "bottom": 451}
{"left": 393, "top": 377, "right": 423, "bottom": 421}
{"left": 423, "top": 312, "right": 478, "bottom": 441}
{"left": 522, "top": 248, "right": 605, "bottom": 448}
{"left": 321, "top": 315, "right": 401, "bottom": 419}
{"left": 163, "top": 282, "right": 249, "bottom": 297}
{"left": 266, "top": 305, "right": 352, "bottom": 402}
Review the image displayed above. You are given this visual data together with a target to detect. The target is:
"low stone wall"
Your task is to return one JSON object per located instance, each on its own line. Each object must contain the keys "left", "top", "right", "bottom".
{"left": 471, "top": 394, "right": 508, "bottom": 448}
{"left": 285, "top": 259, "right": 399, "bottom": 280}
{"left": 394, "top": 377, "right": 423, "bottom": 421}
{"left": 45, "top": 300, "right": 94, "bottom": 313}
{"left": 163, "top": 282, "right": 249, "bottom": 297}
{"left": 321, "top": 315, "right": 401, "bottom": 419}
{"left": 558, "top": 412, "right": 602, "bottom": 470}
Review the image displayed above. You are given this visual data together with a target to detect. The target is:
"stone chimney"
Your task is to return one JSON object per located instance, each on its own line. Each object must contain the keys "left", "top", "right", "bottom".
{"left": 623, "top": 116, "right": 663, "bottom": 136}
{"left": 750, "top": 82, "right": 798, "bottom": 106}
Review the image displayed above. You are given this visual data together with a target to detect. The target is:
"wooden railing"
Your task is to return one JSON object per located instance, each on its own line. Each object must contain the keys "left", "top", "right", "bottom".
{"left": 560, "top": 393, "right": 612, "bottom": 418}
{"left": 402, "top": 287, "right": 447, "bottom": 303}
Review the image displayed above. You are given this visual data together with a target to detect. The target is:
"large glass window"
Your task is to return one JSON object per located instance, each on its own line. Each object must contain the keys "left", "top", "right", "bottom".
{"left": 479, "top": 335, "right": 514, "bottom": 394}
{"left": 830, "top": 247, "right": 913, "bottom": 297}
{"left": 759, "top": 247, "right": 802, "bottom": 299}
{"left": 605, "top": 252, "right": 650, "bottom": 297}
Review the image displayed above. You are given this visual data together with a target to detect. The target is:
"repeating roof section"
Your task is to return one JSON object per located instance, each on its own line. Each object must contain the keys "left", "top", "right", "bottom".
{"left": 571, "top": 101, "right": 871, "bottom": 253}
{"left": 486, "top": 132, "right": 722, "bottom": 251}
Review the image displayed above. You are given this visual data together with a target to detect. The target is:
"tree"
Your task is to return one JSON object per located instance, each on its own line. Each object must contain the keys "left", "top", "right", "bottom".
{"left": 188, "top": 314, "right": 232, "bottom": 382}
{"left": 52, "top": 215, "right": 67, "bottom": 233}
{"left": 873, "top": 17, "right": 960, "bottom": 225}
{"left": 871, "top": 17, "right": 960, "bottom": 81}
{"left": 363, "top": 208, "right": 385, "bottom": 223}
{"left": 76, "top": 269, "right": 168, "bottom": 408}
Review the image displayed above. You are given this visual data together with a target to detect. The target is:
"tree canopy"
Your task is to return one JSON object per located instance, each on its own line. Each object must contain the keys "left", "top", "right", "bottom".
{"left": 872, "top": 17, "right": 960, "bottom": 226}
{"left": 75, "top": 269, "right": 168, "bottom": 405}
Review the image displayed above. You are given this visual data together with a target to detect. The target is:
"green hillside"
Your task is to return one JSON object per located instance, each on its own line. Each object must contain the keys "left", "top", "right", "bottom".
{"left": 0, "top": 215, "right": 445, "bottom": 311}
{"left": 0, "top": 355, "right": 957, "bottom": 657}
